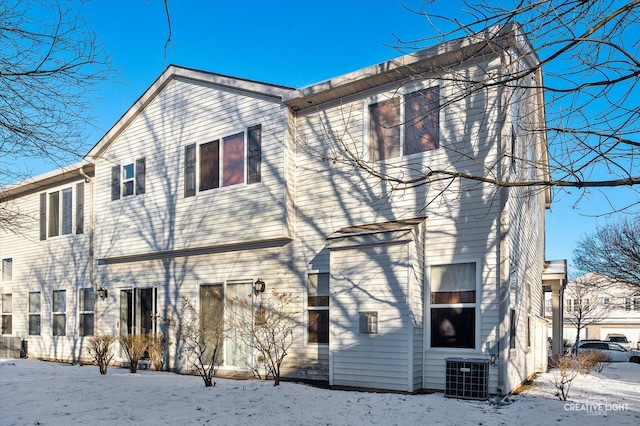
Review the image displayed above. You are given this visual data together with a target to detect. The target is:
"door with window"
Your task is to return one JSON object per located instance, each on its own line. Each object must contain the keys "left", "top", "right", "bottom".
{"left": 120, "top": 288, "right": 157, "bottom": 355}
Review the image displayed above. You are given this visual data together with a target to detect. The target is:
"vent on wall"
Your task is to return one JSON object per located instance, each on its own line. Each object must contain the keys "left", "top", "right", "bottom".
{"left": 445, "top": 358, "right": 489, "bottom": 400}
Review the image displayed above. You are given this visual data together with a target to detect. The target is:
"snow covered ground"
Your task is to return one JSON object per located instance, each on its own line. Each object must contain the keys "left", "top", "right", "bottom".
{"left": 1, "top": 359, "right": 639, "bottom": 425}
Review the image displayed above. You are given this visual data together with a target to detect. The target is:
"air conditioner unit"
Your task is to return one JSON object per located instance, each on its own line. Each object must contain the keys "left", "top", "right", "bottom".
{"left": 0, "top": 336, "right": 22, "bottom": 359}
{"left": 445, "top": 358, "right": 489, "bottom": 400}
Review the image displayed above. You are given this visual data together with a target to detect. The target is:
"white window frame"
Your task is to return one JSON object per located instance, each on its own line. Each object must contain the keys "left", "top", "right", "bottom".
{"left": 52, "top": 289, "right": 66, "bottom": 336}
{"left": 122, "top": 162, "right": 136, "bottom": 197}
{"left": 306, "top": 271, "right": 329, "bottom": 346}
{"left": 78, "top": 288, "right": 95, "bottom": 337}
{"left": 197, "top": 129, "right": 248, "bottom": 193}
{"left": 29, "top": 291, "right": 41, "bottom": 336}
{"left": 365, "top": 83, "right": 442, "bottom": 163}
{"left": 426, "top": 259, "right": 481, "bottom": 351}
{"left": 1, "top": 258, "right": 11, "bottom": 282}
{"left": 47, "top": 187, "right": 73, "bottom": 238}
{"left": 1, "top": 293, "right": 12, "bottom": 335}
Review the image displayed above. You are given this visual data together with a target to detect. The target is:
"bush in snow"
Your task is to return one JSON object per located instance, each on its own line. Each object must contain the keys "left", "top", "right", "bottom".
{"left": 552, "top": 356, "right": 580, "bottom": 400}
{"left": 87, "top": 334, "right": 116, "bottom": 375}
{"left": 147, "top": 333, "right": 165, "bottom": 371}
{"left": 162, "top": 296, "right": 226, "bottom": 387}
{"left": 230, "top": 289, "right": 298, "bottom": 386}
{"left": 119, "top": 334, "right": 148, "bottom": 373}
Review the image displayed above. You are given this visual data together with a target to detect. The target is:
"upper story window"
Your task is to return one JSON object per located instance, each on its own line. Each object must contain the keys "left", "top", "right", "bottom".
{"left": 1, "top": 258, "right": 11, "bottom": 282}
{"left": 184, "top": 125, "right": 261, "bottom": 197}
{"left": 369, "top": 86, "right": 440, "bottom": 162}
{"left": 39, "top": 183, "right": 84, "bottom": 241}
{"left": 111, "top": 158, "right": 146, "bottom": 200}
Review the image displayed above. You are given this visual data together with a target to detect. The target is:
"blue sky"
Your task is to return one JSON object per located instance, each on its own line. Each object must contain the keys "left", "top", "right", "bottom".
{"left": 14, "top": 0, "right": 629, "bottom": 270}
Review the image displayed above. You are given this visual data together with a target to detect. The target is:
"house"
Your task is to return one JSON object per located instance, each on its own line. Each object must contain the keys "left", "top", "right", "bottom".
{"left": 1, "top": 23, "right": 556, "bottom": 395}
{"left": 544, "top": 273, "right": 640, "bottom": 349}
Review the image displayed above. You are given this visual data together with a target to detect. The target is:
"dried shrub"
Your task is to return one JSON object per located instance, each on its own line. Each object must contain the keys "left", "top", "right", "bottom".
{"left": 162, "top": 296, "right": 226, "bottom": 387}
{"left": 147, "top": 333, "right": 165, "bottom": 371}
{"left": 87, "top": 334, "right": 115, "bottom": 375}
{"left": 577, "top": 350, "right": 611, "bottom": 374}
{"left": 552, "top": 356, "right": 580, "bottom": 400}
{"left": 119, "top": 334, "right": 148, "bottom": 373}
{"left": 230, "top": 290, "right": 298, "bottom": 386}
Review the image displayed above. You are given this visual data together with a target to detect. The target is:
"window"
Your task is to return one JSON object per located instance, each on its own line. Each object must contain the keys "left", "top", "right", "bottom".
{"left": 185, "top": 125, "right": 262, "bottom": 197}
{"left": 509, "top": 309, "right": 516, "bottom": 349}
{"left": 1, "top": 294, "right": 12, "bottom": 335}
{"left": 359, "top": 312, "right": 378, "bottom": 334}
{"left": 369, "top": 87, "right": 440, "bottom": 161}
{"left": 78, "top": 288, "right": 95, "bottom": 336}
{"left": 111, "top": 158, "right": 145, "bottom": 200}
{"left": 430, "top": 262, "right": 476, "bottom": 349}
{"left": 48, "top": 189, "right": 73, "bottom": 237}
{"left": 29, "top": 292, "right": 41, "bottom": 336}
{"left": 52, "top": 290, "right": 66, "bottom": 336}
{"left": 603, "top": 297, "right": 610, "bottom": 305}
{"left": 40, "top": 187, "right": 79, "bottom": 240}
{"left": 307, "top": 273, "right": 329, "bottom": 344}
{"left": 625, "top": 297, "right": 631, "bottom": 311}
{"left": 1, "top": 258, "right": 11, "bottom": 282}
{"left": 634, "top": 296, "right": 640, "bottom": 312}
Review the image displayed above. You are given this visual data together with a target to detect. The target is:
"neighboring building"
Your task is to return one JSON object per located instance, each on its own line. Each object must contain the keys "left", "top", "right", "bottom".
{"left": 545, "top": 274, "right": 640, "bottom": 349}
{"left": 1, "top": 23, "right": 554, "bottom": 395}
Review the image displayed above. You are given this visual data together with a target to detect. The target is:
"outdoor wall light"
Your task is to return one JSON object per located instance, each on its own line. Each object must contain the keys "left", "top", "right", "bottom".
{"left": 97, "top": 287, "right": 108, "bottom": 300}
{"left": 254, "top": 278, "right": 266, "bottom": 295}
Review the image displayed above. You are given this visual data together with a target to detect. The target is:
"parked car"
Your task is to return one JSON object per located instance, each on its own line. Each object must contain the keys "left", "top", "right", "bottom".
{"left": 570, "top": 340, "right": 635, "bottom": 362}
{"left": 605, "top": 334, "right": 631, "bottom": 350}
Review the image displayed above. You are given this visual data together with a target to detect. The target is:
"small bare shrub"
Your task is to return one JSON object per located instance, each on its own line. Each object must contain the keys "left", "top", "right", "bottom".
{"left": 87, "top": 334, "right": 115, "bottom": 375}
{"left": 162, "top": 296, "right": 226, "bottom": 387}
{"left": 592, "top": 351, "right": 612, "bottom": 373}
{"left": 230, "top": 290, "right": 298, "bottom": 386}
{"left": 552, "top": 356, "right": 580, "bottom": 401}
{"left": 577, "top": 350, "right": 611, "bottom": 374}
{"left": 119, "top": 334, "right": 148, "bottom": 373}
{"left": 148, "top": 333, "right": 165, "bottom": 371}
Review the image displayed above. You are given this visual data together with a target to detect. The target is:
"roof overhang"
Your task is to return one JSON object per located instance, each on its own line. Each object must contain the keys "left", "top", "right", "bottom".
{"left": 285, "top": 22, "right": 539, "bottom": 112}
{"left": 1, "top": 161, "right": 95, "bottom": 200}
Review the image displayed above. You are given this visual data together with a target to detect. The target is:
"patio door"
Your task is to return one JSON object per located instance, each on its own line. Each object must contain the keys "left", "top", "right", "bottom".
{"left": 225, "top": 281, "right": 253, "bottom": 368}
{"left": 120, "top": 288, "right": 157, "bottom": 355}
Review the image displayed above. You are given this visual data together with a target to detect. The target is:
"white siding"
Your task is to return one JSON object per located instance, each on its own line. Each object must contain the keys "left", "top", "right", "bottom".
{"left": 0, "top": 177, "right": 93, "bottom": 362}
{"left": 94, "top": 78, "right": 291, "bottom": 260}
{"left": 330, "top": 243, "right": 411, "bottom": 391}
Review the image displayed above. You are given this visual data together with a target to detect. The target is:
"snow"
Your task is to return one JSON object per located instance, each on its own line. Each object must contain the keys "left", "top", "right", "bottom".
{"left": 1, "top": 359, "right": 639, "bottom": 425}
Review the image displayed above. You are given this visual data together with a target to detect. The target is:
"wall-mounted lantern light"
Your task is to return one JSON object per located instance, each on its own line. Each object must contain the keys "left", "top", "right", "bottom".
{"left": 97, "top": 287, "right": 108, "bottom": 300}
{"left": 254, "top": 278, "right": 266, "bottom": 295}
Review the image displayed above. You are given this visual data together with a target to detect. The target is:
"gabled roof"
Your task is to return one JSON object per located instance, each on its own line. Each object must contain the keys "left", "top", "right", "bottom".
{"left": 284, "top": 22, "right": 539, "bottom": 112}
{"left": 85, "top": 65, "right": 296, "bottom": 161}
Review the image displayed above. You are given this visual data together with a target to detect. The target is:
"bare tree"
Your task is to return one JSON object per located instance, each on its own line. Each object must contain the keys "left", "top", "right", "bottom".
{"left": 230, "top": 290, "right": 298, "bottom": 386}
{"left": 564, "top": 275, "right": 616, "bottom": 343}
{"left": 0, "top": 0, "right": 111, "bottom": 227}
{"left": 299, "top": 1, "right": 639, "bottom": 213}
{"left": 573, "top": 216, "right": 640, "bottom": 287}
{"left": 163, "top": 296, "right": 226, "bottom": 387}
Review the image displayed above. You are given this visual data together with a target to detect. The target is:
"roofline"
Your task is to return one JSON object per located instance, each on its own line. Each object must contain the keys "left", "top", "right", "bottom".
{"left": 1, "top": 161, "right": 95, "bottom": 200}
{"left": 284, "top": 22, "right": 540, "bottom": 112}
{"left": 85, "top": 65, "right": 296, "bottom": 161}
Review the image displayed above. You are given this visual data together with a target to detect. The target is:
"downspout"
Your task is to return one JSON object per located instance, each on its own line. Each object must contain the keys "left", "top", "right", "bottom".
{"left": 79, "top": 168, "right": 96, "bottom": 327}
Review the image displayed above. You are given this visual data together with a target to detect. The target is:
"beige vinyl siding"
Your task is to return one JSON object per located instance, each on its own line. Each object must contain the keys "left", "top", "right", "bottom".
{"left": 93, "top": 77, "right": 291, "bottom": 260}
{"left": 330, "top": 244, "right": 411, "bottom": 391}
{"left": 0, "top": 177, "right": 93, "bottom": 362}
